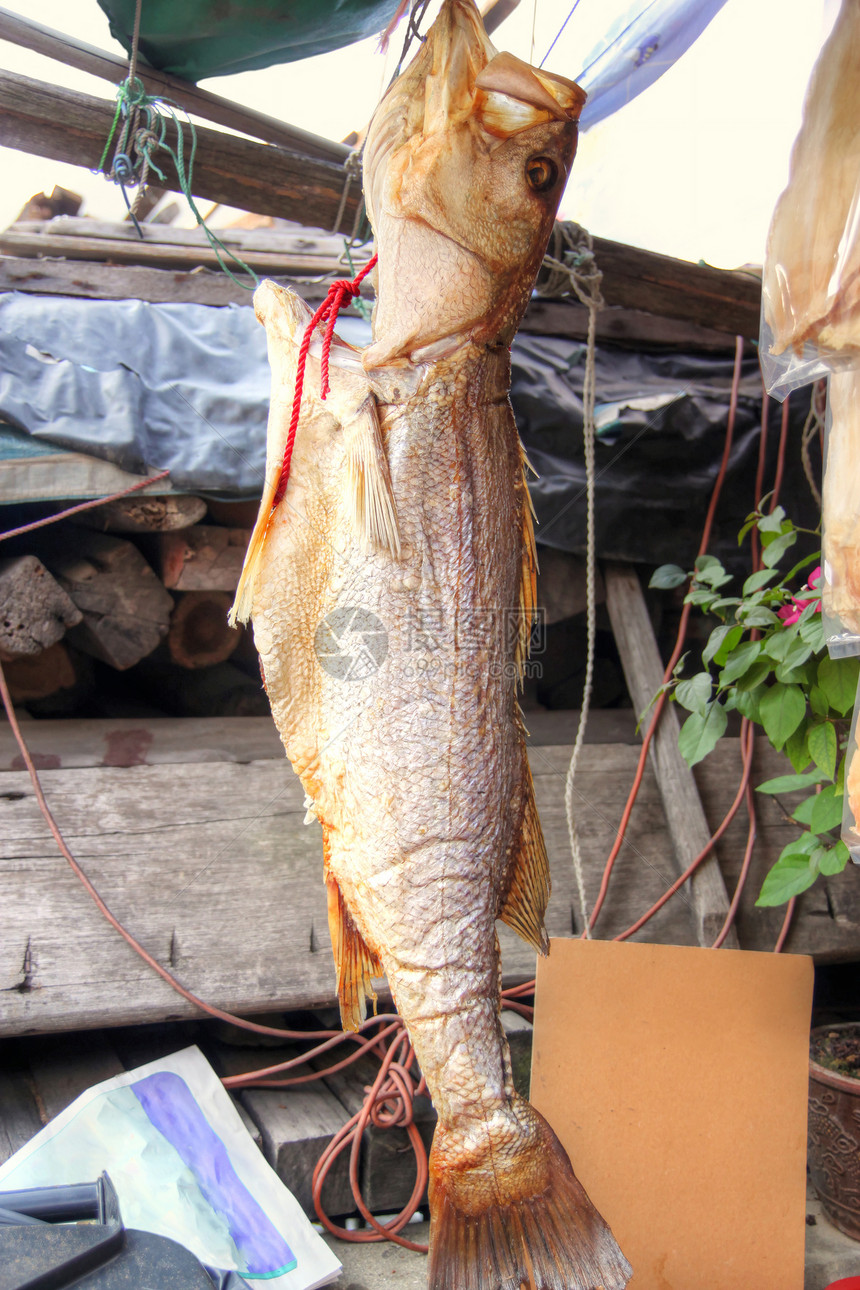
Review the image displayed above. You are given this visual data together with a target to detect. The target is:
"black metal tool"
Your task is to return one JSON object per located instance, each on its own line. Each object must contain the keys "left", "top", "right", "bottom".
{"left": 0, "top": 1172, "right": 245, "bottom": 1290}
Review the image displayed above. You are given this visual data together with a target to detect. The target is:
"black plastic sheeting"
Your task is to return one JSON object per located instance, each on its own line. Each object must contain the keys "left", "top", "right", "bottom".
{"left": 0, "top": 293, "right": 818, "bottom": 568}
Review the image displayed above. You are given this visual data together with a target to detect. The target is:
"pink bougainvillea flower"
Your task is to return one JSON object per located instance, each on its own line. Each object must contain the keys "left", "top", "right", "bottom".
{"left": 778, "top": 566, "right": 822, "bottom": 625}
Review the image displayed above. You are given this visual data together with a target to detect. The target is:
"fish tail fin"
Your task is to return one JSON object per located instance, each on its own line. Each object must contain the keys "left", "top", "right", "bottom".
{"left": 428, "top": 1096, "right": 631, "bottom": 1290}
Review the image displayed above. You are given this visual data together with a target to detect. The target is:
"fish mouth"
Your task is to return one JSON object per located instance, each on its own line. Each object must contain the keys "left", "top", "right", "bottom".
{"left": 365, "top": 0, "right": 585, "bottom": 224}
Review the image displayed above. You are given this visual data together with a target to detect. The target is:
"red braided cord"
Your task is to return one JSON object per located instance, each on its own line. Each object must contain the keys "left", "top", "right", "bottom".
{"left": 271, "top": 256, "right": 377, "bottom": 510}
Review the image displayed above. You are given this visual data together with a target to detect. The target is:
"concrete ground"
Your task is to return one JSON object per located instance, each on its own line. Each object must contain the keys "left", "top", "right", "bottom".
{"left": 323, "top": 1222, "right": 430, "bottom": 1290}
{"left": 805, "top": 1186, "right": 860, "bottom": 1290}
{"left": 321, "top": 1193, "right": 860, "bottom": 1290}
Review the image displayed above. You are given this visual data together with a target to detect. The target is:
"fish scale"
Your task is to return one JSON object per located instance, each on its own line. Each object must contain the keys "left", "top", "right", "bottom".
{"left": 231, "top": 1, "right": 631, "bottom": 1285}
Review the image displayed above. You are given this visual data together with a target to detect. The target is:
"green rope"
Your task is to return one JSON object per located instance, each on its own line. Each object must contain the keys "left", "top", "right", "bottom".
{"left": 98, "top": 78, "right": 259, "bottom": 291}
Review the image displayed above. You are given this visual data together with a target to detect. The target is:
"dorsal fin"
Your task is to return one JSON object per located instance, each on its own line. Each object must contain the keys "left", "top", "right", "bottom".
{"left": 516, "top": 441, "right": 538, "bottom": 680}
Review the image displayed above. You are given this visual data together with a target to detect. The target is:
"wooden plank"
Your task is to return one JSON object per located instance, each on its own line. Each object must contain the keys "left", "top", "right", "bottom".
{"left": 602, "top": 561, "right": 738, "bottom": 947}
{"left": 210, "top": 1041, "right": 353, "bottom": 1218}
{"left": 317, "top": 1051, "right": 434, "bottom": 1214}
{"left": 0, "top": 5, "right": 349, "bottom": 164}
{"left": 0, "top": 716, "right": 284, "bottom": 771}
{"left": 0, "top": 228, "right": 363, "bottom": 277}
{"left": 0, "top": 256, "right": 340, "bottom": 308}
{"left": 587, "top": 238, "right": 760, "bottom": 340}
{"left": 0, "top": 1054, "right": 44, "bottom": 1163}
{"left": 0, "top": 754, "right": 580, "bottom": 1035}
{"left": 5, "top": 218, "right": 365, "bottom": 259}
{"left": 0, "top": 738, "right": 855, "bottom": 1036}
{"left": 25, "top": 1031, "right": 124, "bottom": 1121}
{"left": 0, "top": 70, "right": 361, "bottom": 235}
{"left": 520, "top": 299, "right": 742, "bottom": 349}
{"left": 0, "top": 712, "right": 637, "bottom": 773}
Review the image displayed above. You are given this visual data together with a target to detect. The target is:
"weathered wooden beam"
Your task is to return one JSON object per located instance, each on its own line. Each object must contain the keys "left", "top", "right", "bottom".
{"left": 0, "top": 555, "right": 81, "bottom": 658}
{"left": 0, "top": 226, "right": 364, "bottom": 277}
{"left": 0, "top": 5, "right": 349, "bottom": 164}
{"left": 585, "top": 239, "right": 760, "bottom": 339}
{"left": 0, "top": 255, "right": 338, "bottom": 307}
{"left": 0, "top": 70, "right": 360, "bottom": 234}
{"left": 602, "top": 560, "right": 738, "bottom": 948}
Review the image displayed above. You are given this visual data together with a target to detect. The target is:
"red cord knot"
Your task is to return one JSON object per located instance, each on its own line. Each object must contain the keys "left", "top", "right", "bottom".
{"left": 271, "top": 253, "right": 377, "bottom": 510}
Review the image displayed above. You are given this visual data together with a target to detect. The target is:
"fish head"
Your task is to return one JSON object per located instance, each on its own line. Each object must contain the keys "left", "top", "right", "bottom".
{"left": 363, "top": 0, "right": 585, "bottom": 367}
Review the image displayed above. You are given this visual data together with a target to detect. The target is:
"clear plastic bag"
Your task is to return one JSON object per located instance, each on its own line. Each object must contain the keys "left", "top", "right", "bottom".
{"left": 760, "top": 0, "right": 860, "bottom": 397}
{"left": 822, "top": 369, "right": 860, "bottom": 656}
{"left": 842, "top": 676, "right": 860, "bottom": 864}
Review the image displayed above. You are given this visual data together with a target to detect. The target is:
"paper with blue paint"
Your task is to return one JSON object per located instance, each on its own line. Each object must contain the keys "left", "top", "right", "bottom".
{"left": 131, "top": 1071, "right": 295, "bottom": 1277}
{"left": 0, "top": 1046, "right": 340, "bottom": 1290}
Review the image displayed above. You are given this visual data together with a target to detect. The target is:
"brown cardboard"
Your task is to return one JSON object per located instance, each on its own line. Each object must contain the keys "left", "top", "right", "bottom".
{"left": 531, "top": 939, "right": 814, "bottom": 1290}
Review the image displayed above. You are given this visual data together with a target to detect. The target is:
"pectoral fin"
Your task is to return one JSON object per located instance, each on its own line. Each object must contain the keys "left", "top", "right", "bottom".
{"left": 343, "top": 398, "right": 402, "bottom": 559}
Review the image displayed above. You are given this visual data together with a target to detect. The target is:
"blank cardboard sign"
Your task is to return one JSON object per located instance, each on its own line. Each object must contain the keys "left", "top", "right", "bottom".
{"left": 531, "top": 939, "right": 814, "bottom": 1290}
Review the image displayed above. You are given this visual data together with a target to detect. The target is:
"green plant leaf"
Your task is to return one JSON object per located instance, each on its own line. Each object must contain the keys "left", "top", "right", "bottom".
{"left": 678, "top": 702, "right": 728, "bottom": 767}
{"left": 809, "top": 684, "right": 830, "bottom": 719}
{"left": 759, "top": 683, "right": 806, "bottom": 750}
{"left": 735, "top": 659, "right": 772, "bottom": 692}
{"left": 743, "top": 568, "right": 780, "bottom": 595}
{"left": 756, "top": 770, "right": 829, "bottom": 794}
{"left": 709, "top": 596, "right": 741, "bottom": 610}
{"left": 776, "top": 636, "right": 813, "bottom": 673}
{"left": 758, "top": 505, "right": 787, "bottom": 534}
{"left": 675, "top": 672, "right": 712, "bottom": 714}
{"left": 756, "top": 849, "right": 819, "bottom": 906}
{"left": 799, "top": 614, "right": 826, "bottom": 651}
{"left": 783, "top": 725, "right": 811, "bottom": 773}
{"left": 649, "top": 563, "right": 687, "bottom": 590}
{"left": 740, "top": 606, "right": 779, "bottom": 628}
{"left": 703, "top": 623, "right": 742, "bottom": 667}
{"left": 807, "top": 722, "right": 837, "bottom": 781}
{"left": 765, "top": 630, "right": 798, "bottom": 664}
{"left": 809, "top": 785, "right": 844, "bottom": 834}
{"left": 734, "top": 686, "right": 764, "bottom": 723}
{"left": 719, "top": 640, "right": 761, "bottom": 686}
{"left": 694, "top": 554, "right": 721, "bottom": 573}
{"left": 762, "top": 530, "right": 798, "bottom": 568}
{"left": 684, "top": 587, "right": 717, "bottom": 607}
{"left": 819, "top": 840, "right": 850, "bottom": 876}
{"left": 817, "top": 654, "right": 860, "bottom": 716}
{"left": 791, "top": 796, "right": 817, "bottom": 825}
{"left": 738, "top": 519, "right": 758, "bottom": 545}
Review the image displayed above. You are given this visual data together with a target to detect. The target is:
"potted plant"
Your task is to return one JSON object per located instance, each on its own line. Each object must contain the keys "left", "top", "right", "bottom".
{"left": 808, "top": 1023, "right": 860, "bottom": 1240}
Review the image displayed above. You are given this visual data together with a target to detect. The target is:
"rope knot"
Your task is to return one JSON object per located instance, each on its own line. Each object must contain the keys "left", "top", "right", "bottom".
{"left": 271, "top": 254, "right": 377, "bottom": 508}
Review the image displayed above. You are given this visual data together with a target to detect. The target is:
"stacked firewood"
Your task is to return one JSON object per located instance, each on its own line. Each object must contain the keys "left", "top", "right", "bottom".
{"left": 0, "top": 495, "right": 271, "bottom": 718}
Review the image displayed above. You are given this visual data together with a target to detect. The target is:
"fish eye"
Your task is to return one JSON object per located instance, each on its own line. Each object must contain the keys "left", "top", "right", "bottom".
{"left": 525, "top": 156, "right": 558, "bottom": 192}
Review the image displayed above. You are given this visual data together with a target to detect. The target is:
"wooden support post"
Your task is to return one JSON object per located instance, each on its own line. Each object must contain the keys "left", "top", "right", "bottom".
{"left": 603, "top": 561, "right": 738, "bottom": 948}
